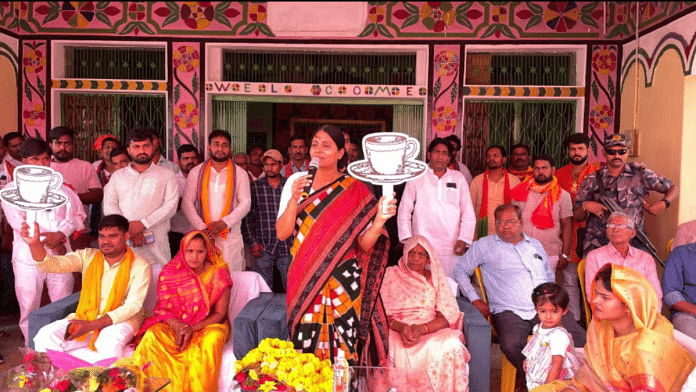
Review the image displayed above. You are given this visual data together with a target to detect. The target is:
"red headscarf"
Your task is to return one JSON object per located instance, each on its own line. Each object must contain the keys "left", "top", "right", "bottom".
{"left": 136, "top": 231, "right": 232, "bottom": 337}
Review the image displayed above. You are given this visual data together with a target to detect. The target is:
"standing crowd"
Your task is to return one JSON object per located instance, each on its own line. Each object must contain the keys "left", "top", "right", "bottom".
{"left": 0, "top": 125, "right": 695, "bottom": 392}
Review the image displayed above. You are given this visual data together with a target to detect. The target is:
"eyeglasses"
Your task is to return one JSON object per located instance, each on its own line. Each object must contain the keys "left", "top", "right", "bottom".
{"left": 605, "top": 148, "right": 627, "bottom": 156}
{"left": 606, "top": 223, "right": 632, "bottom": 230}
{"left": 495, "top": 219, "right": 519, "bottom": 226}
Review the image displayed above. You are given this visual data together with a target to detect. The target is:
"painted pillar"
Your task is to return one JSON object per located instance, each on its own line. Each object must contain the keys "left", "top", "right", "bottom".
{"left": 587, "top": 44, "right": 619, "bottom": 160}
{"left": 171, "top": 42, "right": 203, "bottom": 159}
{"left": 20, "top": 40, "right": 48, "bottom": 138}
{"left": 431, "top": 45, "right": 460, "bottom": 140}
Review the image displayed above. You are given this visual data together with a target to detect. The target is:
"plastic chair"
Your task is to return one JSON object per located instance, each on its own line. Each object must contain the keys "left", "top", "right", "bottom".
{"left": 578, "top": 259, "right": 592, "bottom": 322}
{"left": 475, "top": 266, "right": 517, "bottom": 392}
{"left": 667, "top": 238, "right": 674, "bottom": 257}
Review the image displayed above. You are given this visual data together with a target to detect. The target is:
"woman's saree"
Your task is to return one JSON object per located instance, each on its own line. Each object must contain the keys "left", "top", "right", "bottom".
{"left": 286, "top": 175, "right": 390, "bottom": 366}
{"left": 133, "top": 231, "right": 233, "bottom": 392}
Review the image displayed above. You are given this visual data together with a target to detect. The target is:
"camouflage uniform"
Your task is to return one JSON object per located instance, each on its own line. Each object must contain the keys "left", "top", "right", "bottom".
{"left": 574, "top": 162, "right": 673, "bottom": 254}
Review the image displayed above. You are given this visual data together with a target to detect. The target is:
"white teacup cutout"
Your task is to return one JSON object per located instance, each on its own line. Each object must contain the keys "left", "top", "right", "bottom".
{"left": 364, "top": 134, "right": 418, "bottom": 176}
{"left": 0, "top": 165, "right": 67, "bottom": 237}
{"left": 348, "top": 132, "right": 427, "bottom": 214}
{"left": 15, "top": 165, "right": 63, "bottom": 203}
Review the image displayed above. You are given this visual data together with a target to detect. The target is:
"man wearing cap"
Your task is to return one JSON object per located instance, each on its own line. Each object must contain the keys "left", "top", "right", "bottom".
{"left": 182, "top": 130, "right": 250, "bottom": 271}
{"left": 573, "top": 133, "right": 677, "bottom": 255}
{"left": 242, "top": 149, "right": 292, "bottom": 291}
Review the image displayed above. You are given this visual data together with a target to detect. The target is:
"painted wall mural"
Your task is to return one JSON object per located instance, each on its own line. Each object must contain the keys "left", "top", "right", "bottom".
{"left": 605, "top": 1, "right": 696, "bottom": 39}
{"left": 588, "top": 44, "right": 619, "bottom": 161}
{"left": 21, "top": 40, "right": 47, "bottom": 139}
{"left": 621, "top": 10, "right": 696, "bottom": 89}
{"left": 171, "top": 42, "right": 203, "bottom": 158}
{"left": 431, "top": 45, "right": 459, "bottom": 138}
{"left": 1, "top": 2, "right": 695, "bottom": 150}
{"left": 1, "top": 2, "right": 693, "bottom": 40}
{"left": 0, "top": 2, "right": 273, "bottom": 37}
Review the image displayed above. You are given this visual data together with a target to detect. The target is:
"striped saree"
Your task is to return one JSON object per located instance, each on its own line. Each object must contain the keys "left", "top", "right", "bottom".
{"left": 287, "top": 175, "right": 390, "bottom": 366}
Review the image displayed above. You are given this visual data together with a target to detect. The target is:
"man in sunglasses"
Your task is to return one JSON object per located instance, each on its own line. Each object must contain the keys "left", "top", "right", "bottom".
{"left": 572, "top": 133, "right": 677, "bottom": 256}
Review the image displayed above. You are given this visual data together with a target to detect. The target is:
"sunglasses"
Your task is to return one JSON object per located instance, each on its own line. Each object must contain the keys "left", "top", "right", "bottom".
{"left": 605, "top": 148, "right": 627, "bottom": 156}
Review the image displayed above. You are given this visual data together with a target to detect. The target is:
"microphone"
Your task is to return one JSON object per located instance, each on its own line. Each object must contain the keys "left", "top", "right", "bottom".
{"left": 301, "top": 157, "right": 320, "bottom": 199}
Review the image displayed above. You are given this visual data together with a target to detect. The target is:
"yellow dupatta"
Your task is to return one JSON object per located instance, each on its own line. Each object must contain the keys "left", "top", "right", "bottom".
{"left": 74, "top": 247, "right": 135, "bottom": 350}
{"left": 574, "top": 265, "right": 694, "bottom": 391}
{"left": 200, "top": 159, "right": 235, "bottom": 239}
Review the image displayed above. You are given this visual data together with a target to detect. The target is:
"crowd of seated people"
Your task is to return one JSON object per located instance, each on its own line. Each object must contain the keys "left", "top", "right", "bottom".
{"left": 2, "top": 125, "right": 696, "bottom": 391}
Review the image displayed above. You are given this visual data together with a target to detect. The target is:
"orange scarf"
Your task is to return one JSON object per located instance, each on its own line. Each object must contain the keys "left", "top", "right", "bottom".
{"left": 75, "top": 248, "right": 135, "bottom": 350}
{"left": 4, "top": 160, "right": 15, "bottom": 181}
{"left": 480, "top": 169, "right": 511, "bottom": 219}
{"left": 198, "top": 159, "right": 235, "bottom": 239}
{"left": 510, "top": 176, "right": 562, "bottom": 229}
{"left": 509, "top": 166, "right": 533, "bottom": 182}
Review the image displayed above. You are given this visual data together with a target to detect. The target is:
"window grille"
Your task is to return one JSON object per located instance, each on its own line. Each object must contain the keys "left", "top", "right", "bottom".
{"left": 212, "top": 100, "right": 248, "bottom": 154}
{"left": 222, "top": 51, "right": 416, "bottom": 85}
{"left": 59, "top": 93, "right": 167, "bottom": 161}
{"left": 462, "top": 100, "right": 576, "bottom": 175}
{"left": 65, "top": 47, "right": 166, "bottom": 80}
{"left": 466, "top": 52, "right": 574, "bottom": 86}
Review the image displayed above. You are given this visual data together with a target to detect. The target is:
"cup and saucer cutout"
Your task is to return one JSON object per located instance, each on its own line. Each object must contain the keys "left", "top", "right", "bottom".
{"left": 0, "top": 188, "right": 67, "bottom": 211}
{"left": 348, "top": 160, "right": 427, "bottom": 184}
{"left": 348, "top": 132, "right": 428, "bottom": 185}
{"left": 1, "top": 165, "right": 68, "bottom": 211}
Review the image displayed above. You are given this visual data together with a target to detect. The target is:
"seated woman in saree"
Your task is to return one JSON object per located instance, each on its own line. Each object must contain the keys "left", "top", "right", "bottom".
{"left": 380, "top": 235, "right": 470, "bottom": 392}
{"left": 132, "top": 231, "right": 232, "bottom": 392}
{"left": 533, "top": 264, "right": 694, "bottom": 392}
{"left": 276, "top": 125, "right": 396, "bottom": 366}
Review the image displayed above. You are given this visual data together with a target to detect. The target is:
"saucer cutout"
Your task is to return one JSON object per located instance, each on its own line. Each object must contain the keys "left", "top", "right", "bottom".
{"left": 348, "top": 160, "right": 428, "bottom": 185}
{"left": 0, "top": 188, "right": 68, "bottom": 211}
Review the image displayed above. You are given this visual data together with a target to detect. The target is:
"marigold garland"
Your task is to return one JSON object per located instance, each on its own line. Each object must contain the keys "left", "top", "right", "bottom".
{"left": 234, "top": 338, "right": 333, "bottom": 392}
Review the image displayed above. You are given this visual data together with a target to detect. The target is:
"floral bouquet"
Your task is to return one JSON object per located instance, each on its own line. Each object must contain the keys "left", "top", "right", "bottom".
{"left": 234, "top": 338, "right": 333, "bottom": 392}
{"left": 2, "top": 349, "right": 56, "bottom": 391}
{"left": 69, "top": 358, "right": 144, "bottom": 392}
{"left": 37, "top": 368, "right": 88, "bottom": 392}
{"left": 2, "top": 364, "right": 47, "bottom": 391}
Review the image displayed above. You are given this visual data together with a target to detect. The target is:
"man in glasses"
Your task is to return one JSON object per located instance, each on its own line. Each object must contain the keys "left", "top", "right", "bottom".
{"left": 573, "top": 133, "right": 677, "bottom": 256}
{"left": 584, "top": 212, "right": 662, "bottom": 305}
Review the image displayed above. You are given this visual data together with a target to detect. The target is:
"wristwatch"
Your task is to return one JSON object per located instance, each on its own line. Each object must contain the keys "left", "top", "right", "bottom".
{"left": 663, "top": 199, "right": 671, "bottom": 208}
{"left": 561, "top": 254, "right": 570, "bottom": 261}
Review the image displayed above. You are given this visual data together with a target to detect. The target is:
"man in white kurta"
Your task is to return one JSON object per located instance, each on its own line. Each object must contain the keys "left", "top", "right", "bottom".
{"left": 182, "top": 130, "right": 250, "bottom": 271}
{"left": 103, "top": 129, "right": 178, "bottom": 312}
{"left": 0, "top": 139, "right": 85, "bottom": 342}
{"left": 26, "top": 215, "right": 151, "bottom": 363}
{"left": 397, "top": 138, "right": 476, "bottom": 278}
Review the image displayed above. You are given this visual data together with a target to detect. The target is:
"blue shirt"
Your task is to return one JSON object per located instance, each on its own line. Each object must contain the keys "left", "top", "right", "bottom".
{"left": 454, "top": 234, "right": 554, "bottom": 320}
{"left": 662, "top": 243, "right": 696, "bottom": 313}
{"left": 242, "top": 176, "right": 292, "bottom": 256}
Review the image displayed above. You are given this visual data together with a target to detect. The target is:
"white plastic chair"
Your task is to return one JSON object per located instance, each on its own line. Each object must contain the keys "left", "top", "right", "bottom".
{"left": 218, "top": 271, "right": 272, "bottom": 392}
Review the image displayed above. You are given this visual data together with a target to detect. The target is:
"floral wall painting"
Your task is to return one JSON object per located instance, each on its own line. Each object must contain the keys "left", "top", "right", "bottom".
{"left": 0, "top": 2, "right": 693, "bottom": 39}
{"left": 620, "top": 10, "right": 696, "bottom": 89}
{"left": 21, "top": 40, "right": 47, "bottom": 139}
{"left": 431, "top": 46, "right": 460, "bottom": 138}
{"left": 171, "top": 42, "right": 202, "bottom": 159}
{"left": 588, "top": 44, "right": 619, "bottom": 160}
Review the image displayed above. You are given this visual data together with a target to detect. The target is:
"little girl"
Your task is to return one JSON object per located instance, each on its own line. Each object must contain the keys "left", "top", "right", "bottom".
{"left": 522, "top": 282, "right": 580, "bottom": 390}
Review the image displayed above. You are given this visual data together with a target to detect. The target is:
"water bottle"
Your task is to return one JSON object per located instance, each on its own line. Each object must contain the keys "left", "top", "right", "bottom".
{"left": 333, "top": 350, "right": 350, "bottom": 392}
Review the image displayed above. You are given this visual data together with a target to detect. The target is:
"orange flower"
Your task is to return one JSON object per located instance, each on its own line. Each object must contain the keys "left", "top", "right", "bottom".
{"left": 23, "top": 50, "right": 46, "bottom": 74}
{"left": 369, "top": 6, "right": 385, "bottom": 23}
{"left": 181, "top": 2, "right": 214, "bottom": 30}
{"left": 173, "top": 46, "right": 200, "bottom": 73}
{"left": 249, "top": 4, "right": 267, "bottom": 23}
